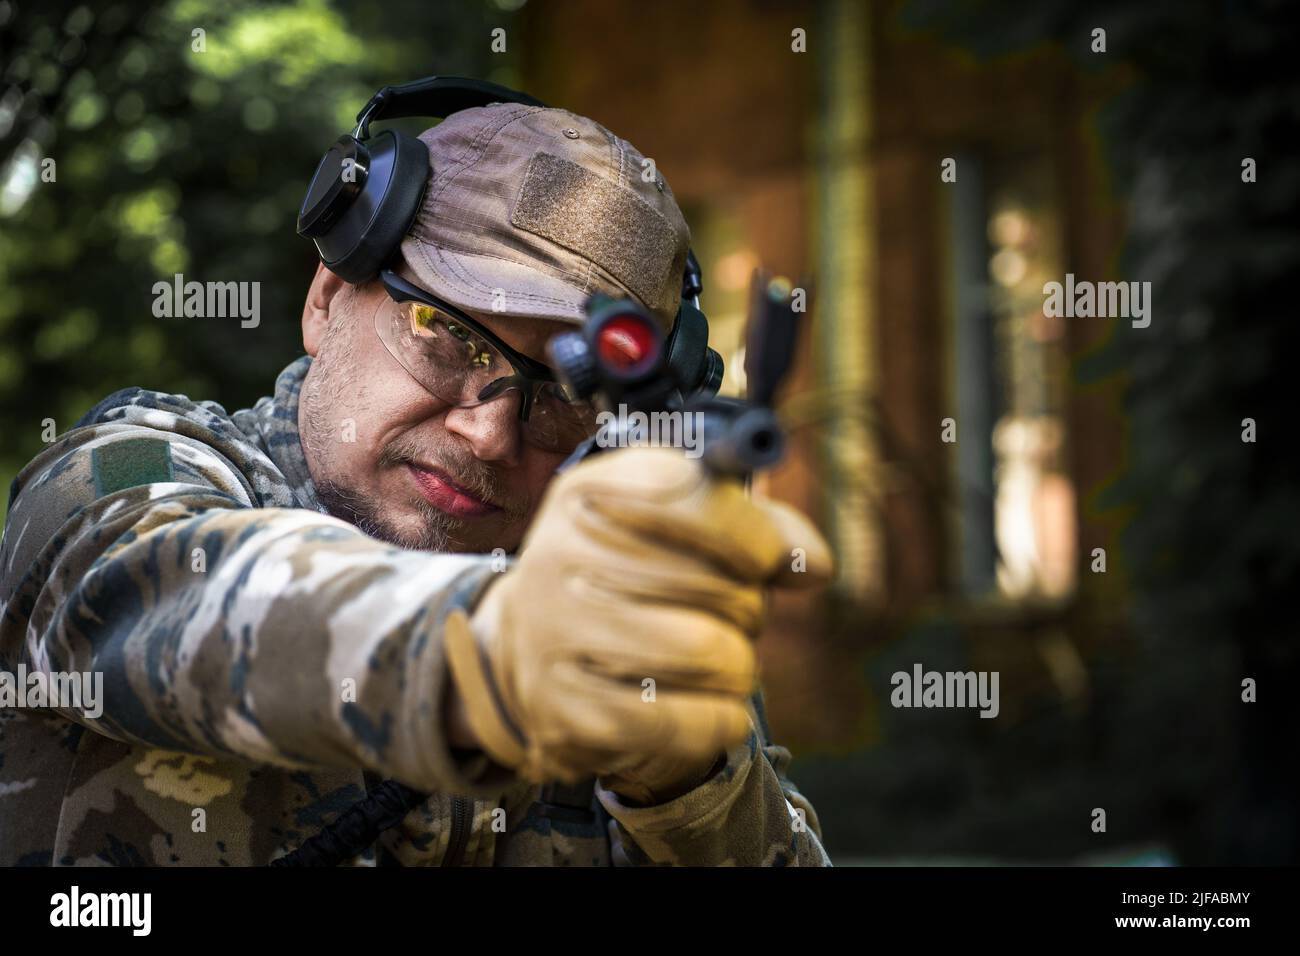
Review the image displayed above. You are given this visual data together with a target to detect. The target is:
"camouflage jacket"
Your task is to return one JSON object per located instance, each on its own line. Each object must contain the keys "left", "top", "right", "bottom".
{"left": 0, "top": 356, "right": 830, "bottom": 866}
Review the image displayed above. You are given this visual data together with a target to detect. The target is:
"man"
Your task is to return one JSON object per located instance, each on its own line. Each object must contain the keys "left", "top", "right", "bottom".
{"left": 0, "top": 102, "right": 832, "bottom": 866}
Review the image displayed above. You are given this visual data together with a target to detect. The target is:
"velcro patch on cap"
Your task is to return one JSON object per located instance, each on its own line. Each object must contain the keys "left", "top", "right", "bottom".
{"left": 92, "top": 438, "right": 174, "bottom": 497}
{"left": 511, "top": 151, "right": 676, "bottom": 309}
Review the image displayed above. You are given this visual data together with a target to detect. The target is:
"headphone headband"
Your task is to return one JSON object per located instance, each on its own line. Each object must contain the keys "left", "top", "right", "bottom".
{"left": 352, "top": 76, "right": 547, "bottom": 139}
{"left": 298, "top": 76, "right": 722, "bottom": 398}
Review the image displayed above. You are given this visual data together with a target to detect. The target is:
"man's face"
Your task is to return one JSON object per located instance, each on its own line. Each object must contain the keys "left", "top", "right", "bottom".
{"left": 298, "top": 263, "right": 579, "bottom": 554}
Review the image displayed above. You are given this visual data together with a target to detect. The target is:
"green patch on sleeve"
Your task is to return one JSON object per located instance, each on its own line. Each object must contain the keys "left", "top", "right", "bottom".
{"left": 92, "top": 438, "right": 175, "bottom": 496}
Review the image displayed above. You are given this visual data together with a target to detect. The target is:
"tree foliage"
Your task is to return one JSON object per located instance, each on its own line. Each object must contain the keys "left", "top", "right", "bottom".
{"left": 0, "top": 0, "right": 514, "bottom": 515}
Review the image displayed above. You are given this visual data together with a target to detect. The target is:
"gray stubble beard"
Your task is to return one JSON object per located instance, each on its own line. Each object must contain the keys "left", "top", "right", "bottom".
{"left": 297, "top": 305, "right": 460, "bottom": 552}
{"left": 313, "top": 475, "right": 459, "bottom": 553}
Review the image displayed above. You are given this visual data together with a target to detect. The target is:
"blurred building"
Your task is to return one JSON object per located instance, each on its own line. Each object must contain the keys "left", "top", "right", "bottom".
{"left": 517, "top": 0, "right": 1138, "bottom": 859}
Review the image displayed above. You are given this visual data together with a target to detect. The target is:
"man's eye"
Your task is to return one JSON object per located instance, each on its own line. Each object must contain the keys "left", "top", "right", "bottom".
{"left": 444, "top": 321, "right": 494, "bottom": 367}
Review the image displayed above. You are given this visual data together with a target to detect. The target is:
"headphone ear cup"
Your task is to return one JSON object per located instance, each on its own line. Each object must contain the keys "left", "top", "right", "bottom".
{"left": 665, "top": 300, "right": 723, "bottom": 397}
{"left": 309, "top": 129, "right": 430, "bottom": 283}
{"left": 699, "top": 347, "right": 725, "bottom": 397}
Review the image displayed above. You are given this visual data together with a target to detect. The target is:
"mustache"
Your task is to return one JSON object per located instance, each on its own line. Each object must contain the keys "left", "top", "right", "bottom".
{"left": 377, "top": 433, "right": 531, "bottom": 518}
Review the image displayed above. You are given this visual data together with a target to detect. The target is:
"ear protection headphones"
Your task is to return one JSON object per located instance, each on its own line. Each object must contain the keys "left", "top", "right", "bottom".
{"left": 297, "top": 75, "right": 724, "bottom": 399}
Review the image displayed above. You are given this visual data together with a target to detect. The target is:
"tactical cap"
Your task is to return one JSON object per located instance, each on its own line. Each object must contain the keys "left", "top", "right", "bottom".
{"left": 398, "top": 103, "right": 691, "bottom": 332}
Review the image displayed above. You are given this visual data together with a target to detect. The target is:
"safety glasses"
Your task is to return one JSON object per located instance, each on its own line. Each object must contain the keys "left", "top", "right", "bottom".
{"left": 374, "top": 270, "right": 599, "bottom": 454}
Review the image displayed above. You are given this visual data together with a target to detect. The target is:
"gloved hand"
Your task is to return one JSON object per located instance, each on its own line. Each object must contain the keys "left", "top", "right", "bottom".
{"left": 443, "top": 447, "right": 832, "bottom": 801}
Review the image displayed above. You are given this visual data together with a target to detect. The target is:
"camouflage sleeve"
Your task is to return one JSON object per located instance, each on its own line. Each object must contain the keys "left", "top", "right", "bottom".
{"left": 595, "top": 688, "right": 832, "bottom": 866}
{"left": 0, "top": 423, "right": 512, "bottom": 798}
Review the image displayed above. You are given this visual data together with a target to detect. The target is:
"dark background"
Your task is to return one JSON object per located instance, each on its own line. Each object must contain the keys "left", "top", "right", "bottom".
{"left": 1, "top": 0, "right": 1295, "bottom": 864}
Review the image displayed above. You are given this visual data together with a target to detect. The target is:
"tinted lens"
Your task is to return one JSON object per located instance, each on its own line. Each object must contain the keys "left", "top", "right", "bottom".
{"left": 376, "top": 300, "right": 508, "bottom": 405}
{"left": 525, "top": 380, "right": 600, "bottom": 452}
{"left": 375, "top": 298, "right": 597, "bottom": 453}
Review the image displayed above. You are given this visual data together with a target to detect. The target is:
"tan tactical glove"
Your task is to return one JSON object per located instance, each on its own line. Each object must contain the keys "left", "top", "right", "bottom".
{"left": 443, "top": 447, "right": 832, "bottom": 802}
